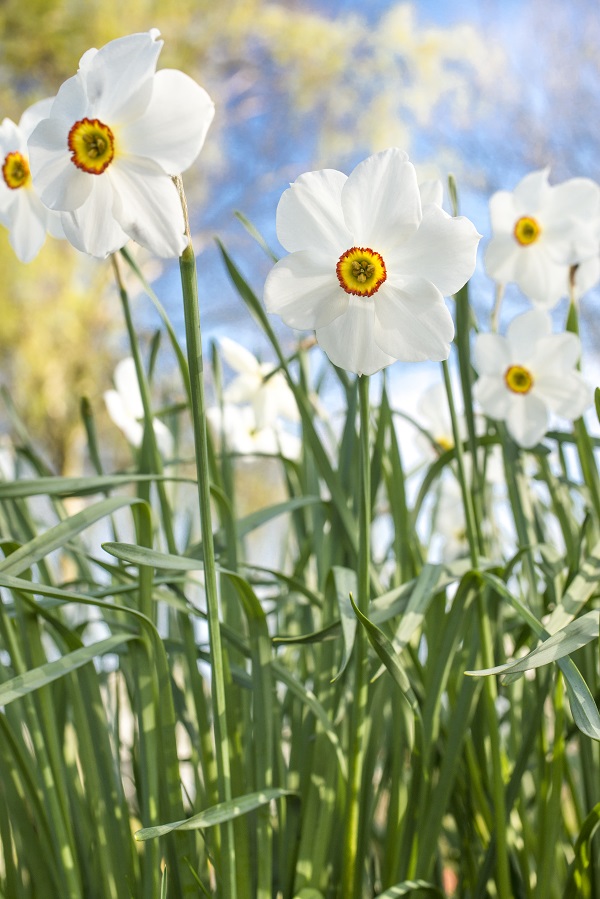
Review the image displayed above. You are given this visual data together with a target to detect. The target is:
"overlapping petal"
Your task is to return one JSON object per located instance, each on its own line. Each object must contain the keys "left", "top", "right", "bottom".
{"left": 373, "top": 280, "right": 454, "bottom": 362}
{"left": 121, "top": 70, "right": 215, "bottom": 174}
{"left": 316, "top": 296, "right": 396, "bottom": 375}
{"left": 276, "top": 169, "right": 349, "bottom": 254}
{"left": 61, "top": 177, "right": 128, "bottom": 257}
{"left": 81, "top": 31, "right": 162, "bottom": 122}
{"left": 387, "top": 204, "right": 480, "bottom": 296}
{"left": 109, "top": 158, "right": 186, "bottom": 257}
{"left": 264, "top": 251, "right": 348, "bottom": 330}
{"left": 506, "top": 393, "right": 548, "bottom": 448}
{"left": 341, "top": 148, "right": 421, "bottom": 248}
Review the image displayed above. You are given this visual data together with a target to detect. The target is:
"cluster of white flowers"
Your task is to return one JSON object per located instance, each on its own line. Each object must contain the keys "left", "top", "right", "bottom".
{"left": 473, "top": 169, "right": 598, "bottom": 447}
{"left": 0, "top": 29, "right": 214, "bottom": 262}
{"left": 0, "top": 29, "right": 596, "bottom": 461}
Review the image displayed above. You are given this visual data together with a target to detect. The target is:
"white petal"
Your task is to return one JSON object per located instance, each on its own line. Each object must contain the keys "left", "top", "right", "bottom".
{"left": 532, "top": 331, "right": 581, "bottom": 373}
{"left": 341, "top": 148, "right": 421, "bottom": 249}
{"left": 535, "top": 370, "right": 591, "bottom": 419}
{"left": 83, "top": 31, "right": 162, "bottom": 123}
{"left": 219, "top": 337, "right": 260, "bottom": 376}
{"left": 61, "top": 177, "right": 128, "bottom": 258}
{"left": 513, "top": 246, "right": 568, "bottom": 305}
{"left": 513, "top": 168, "right": 551, "bottom": 215}
{"left": 29, "top": 118, "right": 92, "bottom": 211}
{"left": 419, "top": 179, "right": 443, "bottom": 207}
{"left": 488, "top": 189, "right": 517, "bottom": 234}
{"left": 275, "top": 168, "right": 349, "bottom": 254}
{"left": 574, "top": 255, "right": 600, "bottom": 298}
{"left": 473, "top": 375, "right": 511, "bottom": 421}
{"left": 104, "top": 389, "right": 144, "bottom": 447}
{"left": 264, "top": 251, "right": 348, "bottom": 330}
{"left": 484, "top": 234, "right": 518, "bottom": 284}
{"left": 389, "top": 204, "right": 480, "bottom": 296}
{"left": 473, "top": 333, "right": 510, "bottom": 377}
{"left": 372, "top": 280, "right": 454, "bottom": 362}
{"left": 47, "top": 74, "right": 88, "bottom": 124}
{"left": 506, "top": 309, "right": 551, "bottom": 361}
{"left": 316, "top": 296, "right": 396, "bottom": 375}
{"left": 8, "top": 191, "right": 47, "bottom": 262}
{"left": 506, "top": 393, "right": 548, "bottom": 448}
{"left": 18, "top": 97, "right": 55, "bottom": 140}
{"left": 121, "top": 70, "right": 214, "bottom": 174}
{"left": 110, "top": 158, "right": 186, "bottom": 257}
{"left": 114, "top": 358, "right": 144, "bottom": 418}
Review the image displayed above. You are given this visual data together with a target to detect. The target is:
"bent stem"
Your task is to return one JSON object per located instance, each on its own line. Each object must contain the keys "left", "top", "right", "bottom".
{"left": 174, "top": 176, "right": 237, "bottom": 899}
{"left": 342, "top": 373, "right": 371, "bottom": 898}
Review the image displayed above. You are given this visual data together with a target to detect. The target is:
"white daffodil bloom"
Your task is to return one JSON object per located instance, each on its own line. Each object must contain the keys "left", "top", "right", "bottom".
{"left": 473, "top": 310, "right": 591, "bottom": 448}
{"left": 28, "top": 30, "right": 214, "bottom": 259}
{"left": 104, "top": 357, "right": 174, "bottom": 458}
{"left": 206, "top": 404, "right": 301, "bottom": 460}
{"left": 0, "top": 99, "right": 64, "bottom": 262}
{"left": 219, "top": 337, "right": 299, "bottom": 430}
{"left": 264, "top": 148, "right": 480, "bottom": 376}
{"left": 484, "top": 168, "right": 600, "bottom": 308}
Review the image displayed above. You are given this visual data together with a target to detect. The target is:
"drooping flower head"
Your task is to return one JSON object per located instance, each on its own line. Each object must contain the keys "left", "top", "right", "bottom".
{"left": 264, "top": 149, "right": 481, "bottom": 376}
{"left": 484, "top": 168, "right": 600, "bottom": 308}
{"left": 473, "top": 310, "right": 591, "bottom": 448}
{"left": 0, "top": 99, "right": 65, "bottom": 262}
{"left": 28, "top": 30, "right": 215, "bottom": 259}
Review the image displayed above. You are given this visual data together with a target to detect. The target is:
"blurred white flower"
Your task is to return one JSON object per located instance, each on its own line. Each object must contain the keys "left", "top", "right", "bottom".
{"left": 473, "top": 310, "right": 591, "bottom": 448}
{"left": 104, "top": 357, "right": 174, "bottom": 458}
{"left": 219, "top": 337, "right": 299, "bottom": 430}
{"left": 484, "top": 168, "right": 600, "bottom": 308}
{"left": 0, "top": 435, "right": 15, "bottom": 481}
{"left": 0, "top": 99, "right": 64, "bottom": 262}
{"left": 28, "top": 29, "right": 214, "bottom": 258}
{"left": 206, "top": 404, "right": 301, "bottom": 460}
{"left": 264, "top": 148, "right": 480, "bottom": 375}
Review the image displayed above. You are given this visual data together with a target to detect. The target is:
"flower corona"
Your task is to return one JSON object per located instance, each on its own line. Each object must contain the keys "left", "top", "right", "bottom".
{"left": 336, "top": 246, "right": 387, "bottom": 296}
{"left": 2, "top": 151, "right": 31, "bottom": 190}
{"left": 68, "top": 118, "right": 115, "bottom": 174}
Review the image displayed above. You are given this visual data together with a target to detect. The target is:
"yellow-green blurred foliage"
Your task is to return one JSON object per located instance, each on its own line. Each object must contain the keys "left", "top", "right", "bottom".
{"left": 0, "top": 0, "right": 501, "bottom": 472}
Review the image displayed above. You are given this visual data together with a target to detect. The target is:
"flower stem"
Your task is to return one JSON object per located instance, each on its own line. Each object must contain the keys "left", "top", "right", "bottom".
{"left": 175, "top": 177, "right": 237, "bottom": 899}
{"left": 342, "top": 373, "right": 371, "bottom": 898}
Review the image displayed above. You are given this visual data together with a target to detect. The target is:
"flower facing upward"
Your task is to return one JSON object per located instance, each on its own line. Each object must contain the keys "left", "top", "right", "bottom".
{"left": 263, "top": 149, "right": 481, "bottom": 376}
{"left": 473, "top": 310, "right": 591, "bottom": 448}
{"left": 0, "top": 99, "right": 64, "bottom": 262}
{"left": 484, "top": 168, "right": 600, "bottom": 308}
{"left": 28, "top": 30, "right": 215, "bottom": 259}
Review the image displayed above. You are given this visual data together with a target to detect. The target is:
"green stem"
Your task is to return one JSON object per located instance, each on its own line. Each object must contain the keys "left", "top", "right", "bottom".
{"left": 342, "top": 374, "right": 371, "bottom": 898}
{"left": 175, "top": 177, "right": 237, "bottom": 899}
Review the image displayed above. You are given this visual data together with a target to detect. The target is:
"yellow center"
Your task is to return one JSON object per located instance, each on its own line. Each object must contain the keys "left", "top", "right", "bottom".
{"left": 513, "top": 216, "right": 541, "bottom": 246}
{"left": 2, "top": 151, "right": 31, "bottom": 190}
{"left": 336, "top": 247, "right": 387, "bottom": 297}
{"left": 505, "top": 364, "right": 534, "bottom": 394}
{"left": 68, "top": 118, "right": 115, "bottom": 174}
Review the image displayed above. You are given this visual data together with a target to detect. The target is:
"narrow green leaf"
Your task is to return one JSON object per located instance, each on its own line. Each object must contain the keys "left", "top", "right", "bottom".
{"left": 563, "top": 801, "right": 600, "bottom": 898}
{"left": 544, "top": 540, "right": 600, "bottom": 633}
{"left": 0, "top": 474, "right": 183, "bottom": 499}
{"left": 0, "top": 633, "right": 138, "bottom": 705}
{"left": 135, "top": 788, "right": 298, "bottom": 840}
{"left": 465, "top": 611, "right": 599, "bottom": 678}
{"left": 329, "top": 566, "right": 357, "bottom": 682}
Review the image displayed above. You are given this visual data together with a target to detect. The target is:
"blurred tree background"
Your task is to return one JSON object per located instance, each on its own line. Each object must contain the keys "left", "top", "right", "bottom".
{"left": 1, "top": 0, "right": 599, "bottom": 473}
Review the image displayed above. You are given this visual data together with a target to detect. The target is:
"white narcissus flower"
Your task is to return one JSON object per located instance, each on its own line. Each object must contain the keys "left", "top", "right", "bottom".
{"left": 484, "top": 168, "right": 600, "bottom": 308}
{"left": 28, "top": 29, "right": 214, "bottom": 259}
{"left": 104, "top": 357, "right": 174, "bottom": 458}
{"left": 473, "top": 310, "right": 591, "bottom": 449}
{"left": 264, "top": 148, "right": 481, "bottom": 376}
{"left": 0, "top": 99, "right": 64, "bottom": 262}
{"left": 219, "top": 337, "right": 299, "bottom": 430}
{"left": 206, "top": 404, "right": 301, "bottom": 460}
